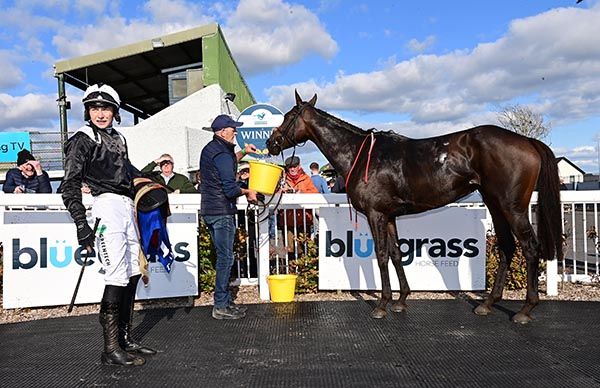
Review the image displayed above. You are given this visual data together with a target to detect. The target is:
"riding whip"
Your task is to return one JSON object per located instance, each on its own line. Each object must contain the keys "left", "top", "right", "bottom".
{"left": 67, "top": 217, "right": 101, "bottom": 313}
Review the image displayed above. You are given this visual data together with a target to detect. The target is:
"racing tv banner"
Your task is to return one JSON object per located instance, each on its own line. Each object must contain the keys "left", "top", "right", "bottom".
{"left": 2, "top": 211, "right": 198, "bottom": 309}
{"left": 318, "top": 207, "right": 487, "bottom": 291}
{"left": 0, "top": 132, "right": 31, "bottom": 163}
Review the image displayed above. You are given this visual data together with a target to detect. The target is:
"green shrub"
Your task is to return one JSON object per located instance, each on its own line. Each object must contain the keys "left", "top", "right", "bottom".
{"left": 197, "top": 221, "right": 250, "bottom": 293}
{"left": 198, "top": 220, "right": 216, "bottom": 293}
{"left": 290, "top": 234, "right": 319, "bottom": 293}
{"left": 485, "top": 230, "right": 546, "bottom": 290}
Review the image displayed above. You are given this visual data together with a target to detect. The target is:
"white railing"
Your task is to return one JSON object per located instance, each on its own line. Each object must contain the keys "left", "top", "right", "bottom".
{"left": 1, "top": 191, "right": 599, "bottom": 301}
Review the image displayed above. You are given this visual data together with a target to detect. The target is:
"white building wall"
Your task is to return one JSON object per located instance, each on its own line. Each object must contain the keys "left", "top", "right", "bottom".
{"left": 557, "top": 160, "right": 584, "bottom": 183}
{"left": 120, "top": 84, "right": 241, "bottom": 174}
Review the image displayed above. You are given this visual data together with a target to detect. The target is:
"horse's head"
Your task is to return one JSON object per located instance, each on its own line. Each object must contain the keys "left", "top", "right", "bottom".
{"left": 266, "top": 90, "right": 317, "bottom": 155}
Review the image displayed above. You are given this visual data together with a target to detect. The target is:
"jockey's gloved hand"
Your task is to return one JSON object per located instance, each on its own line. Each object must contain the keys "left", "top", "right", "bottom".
{"left": 76, "top": 222, "right": 95, "bottom": 248}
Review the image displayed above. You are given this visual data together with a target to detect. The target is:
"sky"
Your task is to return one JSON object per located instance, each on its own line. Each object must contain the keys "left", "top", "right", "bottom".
{"left": 1, "top": 0, "right": 600, "bottom": 173}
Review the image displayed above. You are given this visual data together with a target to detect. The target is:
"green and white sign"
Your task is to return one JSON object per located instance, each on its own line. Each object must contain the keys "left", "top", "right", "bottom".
{"left": 236, "top": 104, "right": 284, "bottom": 157}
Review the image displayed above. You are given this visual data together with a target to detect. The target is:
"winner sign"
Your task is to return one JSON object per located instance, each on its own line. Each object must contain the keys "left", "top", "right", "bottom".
{"left": 236, "top": 104, "right": 284, "bottom": 156}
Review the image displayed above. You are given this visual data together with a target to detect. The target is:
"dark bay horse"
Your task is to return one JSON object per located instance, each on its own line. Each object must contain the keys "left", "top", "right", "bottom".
{"left": 266, "top": 91, "right": 563, "bottom": 324}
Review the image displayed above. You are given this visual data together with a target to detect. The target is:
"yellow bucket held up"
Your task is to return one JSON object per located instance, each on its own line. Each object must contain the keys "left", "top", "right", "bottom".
{"left": 248, "top": 160, "right": 284, "bottom": 195}
{"left": 267, "top": 274, "right": 298, "bottom": 302}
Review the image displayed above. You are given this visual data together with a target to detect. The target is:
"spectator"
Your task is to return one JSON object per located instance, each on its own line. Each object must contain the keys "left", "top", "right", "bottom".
{"left": 192, "top": 170, "right": 202, "bottom": 191}
{"left": 309, "top": 162, "right": 329, "bottom": 193}
{"left": 281, "top": 156, "right": 318, "bottom": 194}
{"left": 236, "top": 162, "right": 250, "bottom": 189}
{"left": 2, "top": 149, "right": 52, "bottom": 193}
{"left": 141, "top": 154, "right": 197, "bottom": 193}
{"left": 327, "top": 177, "right": 336, "bottom": 191}
{"left": 278, "top": 156, "right": 318, "bottom": 259}
{"left": 200, "top": 114, "right": 258, "bottom": 320}
{"left": 331, "top": 175, "right": 346, "bottom": 193}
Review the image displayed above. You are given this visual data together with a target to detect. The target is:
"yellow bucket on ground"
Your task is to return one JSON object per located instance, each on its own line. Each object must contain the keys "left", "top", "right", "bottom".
{"left": 248, "top": 160, "right": 284, "bottom": 195}
{"left": 267, "top": 274, "right": 298, "bottom": 302}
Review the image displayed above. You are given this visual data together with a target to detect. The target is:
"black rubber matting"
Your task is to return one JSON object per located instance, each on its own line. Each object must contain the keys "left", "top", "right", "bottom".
{"left": 1, "top": 298, "right": 600, "bottom": 387}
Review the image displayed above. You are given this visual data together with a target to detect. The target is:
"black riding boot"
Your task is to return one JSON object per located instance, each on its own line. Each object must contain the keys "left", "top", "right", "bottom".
{"left": 99, "top": 285, "right": 145, "bottom": 366}
{"left": 118, "top": 275, "right": 157, "bottom": 355}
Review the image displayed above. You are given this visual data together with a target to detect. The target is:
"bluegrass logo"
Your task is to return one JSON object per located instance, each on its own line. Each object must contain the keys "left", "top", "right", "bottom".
{"left": 324, "top": 230, "right": 479, "bottom": 265}
{"left": 12, "top": 238, "right": 191, "bottom": 269}
{"left": 12, "top": 238, "right": 96, "bottom": 269}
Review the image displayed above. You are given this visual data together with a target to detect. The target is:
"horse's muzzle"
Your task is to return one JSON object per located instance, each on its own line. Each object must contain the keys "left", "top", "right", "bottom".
{"left": 266, "top": 137, "right": 282, "bottom": 156}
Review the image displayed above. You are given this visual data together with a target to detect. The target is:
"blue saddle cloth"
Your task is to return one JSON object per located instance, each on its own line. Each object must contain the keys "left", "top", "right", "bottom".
{"left": 137, "top": 208, "right": 174, "bottom": 273}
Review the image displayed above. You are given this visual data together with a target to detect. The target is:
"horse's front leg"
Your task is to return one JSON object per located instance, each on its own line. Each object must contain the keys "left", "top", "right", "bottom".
{"left": 474, "top": 206, "right": 514, "bottom": 317}
{"left": 368, "top": 212, "right": 392, "bottom": 319}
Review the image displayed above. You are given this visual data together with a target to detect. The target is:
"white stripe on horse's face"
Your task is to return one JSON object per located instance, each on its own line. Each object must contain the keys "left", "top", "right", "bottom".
{"left": 437, "top": 152, "right": 448, "bottom": 164}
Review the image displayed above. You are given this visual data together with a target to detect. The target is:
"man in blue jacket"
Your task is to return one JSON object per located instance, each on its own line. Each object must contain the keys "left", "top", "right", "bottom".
{"left": 200, "top": 114, "right": 258, "bottom": 320}
{"left": 309, "top": 162, "right": 330, "bottom": 194}
{"left": 3, "top": 149, "right": 52, "bottom": 193}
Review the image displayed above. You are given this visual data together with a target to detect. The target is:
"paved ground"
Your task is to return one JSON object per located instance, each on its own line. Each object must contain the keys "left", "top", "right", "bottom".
{"left": 1, "top": 298, "right": 599, "bottom": 387}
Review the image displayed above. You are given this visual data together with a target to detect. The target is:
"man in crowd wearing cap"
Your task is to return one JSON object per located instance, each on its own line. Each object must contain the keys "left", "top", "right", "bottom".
{"left": 141, "top": 153, "right": 197, "bottom": 193}
{"left": 282, "top": 156, "right": 318, "bottom": 194}
{"left": 278, "top": 156, "right": 318, "bottom": 258}
{"left": 61, "top": 83, "right": 154, "bottom": 367}
{"left": 200, "top": 114, "right": 258, "bottom": 320}
{"left": 2, "top": 149, "right": 52, "bottom": 193}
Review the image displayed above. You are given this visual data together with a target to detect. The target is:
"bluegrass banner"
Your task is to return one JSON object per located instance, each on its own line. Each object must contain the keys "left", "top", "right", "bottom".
{"left": 318, "top": 206, "right": 487, "bottom": 291}
{"left": 2, "top": 211, "right": 198, "bottom": 309}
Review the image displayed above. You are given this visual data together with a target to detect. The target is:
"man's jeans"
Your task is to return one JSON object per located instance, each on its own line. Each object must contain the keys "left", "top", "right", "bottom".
{"left": 203, "top": 214, "right": 236, "bottom": 309}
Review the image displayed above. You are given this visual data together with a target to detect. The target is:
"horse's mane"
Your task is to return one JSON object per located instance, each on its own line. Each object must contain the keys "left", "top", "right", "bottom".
{"left": 312, "top": 106, "right": 408, "bottom": 140}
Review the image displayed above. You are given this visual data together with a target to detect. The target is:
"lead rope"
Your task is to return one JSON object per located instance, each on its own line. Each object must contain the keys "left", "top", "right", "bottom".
{"left": 344, "top": 132, "right": 376, "bottom": 228}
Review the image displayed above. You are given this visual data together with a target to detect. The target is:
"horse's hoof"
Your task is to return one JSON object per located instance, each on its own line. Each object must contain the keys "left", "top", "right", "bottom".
{"left": 390, "top": 302, "right": 407, "bottom": 313}
{"left": 370, "top": 308, "right": 387, "bottom": 319}
{"left": 512, "top": 313, "right": 532, "bottom": 324}
{"left": 474, "top": 304, "right": 491, "bottom": 316}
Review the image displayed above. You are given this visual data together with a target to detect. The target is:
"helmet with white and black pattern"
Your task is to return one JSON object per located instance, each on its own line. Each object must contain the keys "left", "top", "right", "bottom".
{"left": 82, "top": 83, "right": 121, "bottom": 124}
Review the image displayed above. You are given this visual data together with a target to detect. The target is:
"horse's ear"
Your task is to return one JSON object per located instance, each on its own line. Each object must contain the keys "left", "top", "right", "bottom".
{"left": 308, "top": 94, "right": 317, "bottom": 106}
{"left": 294, "top": 89, "right": 302, "bottom": 106}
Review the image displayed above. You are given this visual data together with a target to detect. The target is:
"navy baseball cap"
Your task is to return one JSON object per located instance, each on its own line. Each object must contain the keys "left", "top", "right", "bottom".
{"left": 210, "top": 114, "right": 243, "bottom": 131}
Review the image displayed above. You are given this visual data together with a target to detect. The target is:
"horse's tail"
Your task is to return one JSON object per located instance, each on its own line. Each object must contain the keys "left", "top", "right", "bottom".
{"left": 530, "top": 139, "right": 563, "bottom": 261}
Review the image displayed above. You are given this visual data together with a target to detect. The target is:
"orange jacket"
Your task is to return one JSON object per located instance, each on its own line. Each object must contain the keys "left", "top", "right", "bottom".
{"left": 285, "top": 171, "right": 318, "bottom": 193}
{"left": 278, "top": 170, "right": 318, "bottom": 230}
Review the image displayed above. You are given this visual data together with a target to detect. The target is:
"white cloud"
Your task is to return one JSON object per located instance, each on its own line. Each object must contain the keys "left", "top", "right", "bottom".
{"left": 223, "top": 0, "right": 338, "bottom": 75}
{"left": 406, "top": 35, "right": 436, "bottom": 53}
{"left": 142, "top": 0, "right": 214, "bottom": 25}
{"left": 53, "top": 15, "right": 207, "bottom": 59}
{"left": 0, "top": 51, "right": 25, "bottom": 90}
{"left": 267, "top": 4, "right": 600, "bottom": 126}
{"left": 0, "top": 93, "right": 58, "bottom": 131}
{"left": 74, "top": 0, "right": 108, "bottom": 14}
{"left": 51, "top": 0, "right": 216, "bottom": 59}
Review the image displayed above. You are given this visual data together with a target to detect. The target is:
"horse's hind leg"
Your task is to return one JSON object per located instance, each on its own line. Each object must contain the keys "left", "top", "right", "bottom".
{"left": 388, "top": 220, "right": 410, "bottom": 313}
{"left": 507, "top": 212, "right": 540, "bottom": 324}
{"left": 367, "top": 212, "right": 392, "bottom": 319}
{"left": 474, "top": 207, "right": 516, "bottom": 316}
